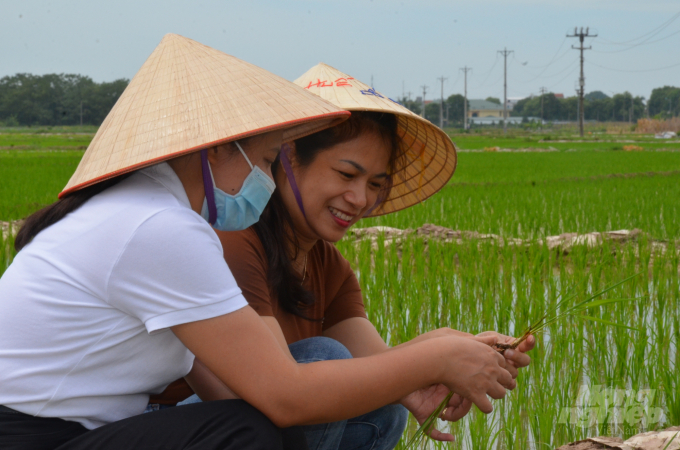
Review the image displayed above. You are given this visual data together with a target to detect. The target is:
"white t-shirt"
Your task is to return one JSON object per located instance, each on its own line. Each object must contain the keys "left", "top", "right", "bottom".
{"left": 0, "top": 162, "right": 248, "bottom": 429}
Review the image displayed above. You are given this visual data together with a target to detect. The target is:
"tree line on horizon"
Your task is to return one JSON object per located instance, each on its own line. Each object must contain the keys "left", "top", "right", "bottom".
{"left": 0, "top": 73, "right": 128, "bottom": 127}
{"left": 0, "top": 73, "right": 678, "bottom": 128}
{"left": 399, "top": 87, "right": 679, "bottom": 127}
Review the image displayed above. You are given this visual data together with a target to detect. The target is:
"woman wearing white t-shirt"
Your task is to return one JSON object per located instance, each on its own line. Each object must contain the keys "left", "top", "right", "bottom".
{"left": 0, "top": 35, "right": 530, "bottom": 450}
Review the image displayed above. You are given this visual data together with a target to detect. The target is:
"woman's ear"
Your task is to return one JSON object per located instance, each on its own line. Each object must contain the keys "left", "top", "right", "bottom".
{"left": 286, "top": 141, "right": 297, "bottom": 165}
{"left": 207, "top": 143, "right": 235, "bottom": 166}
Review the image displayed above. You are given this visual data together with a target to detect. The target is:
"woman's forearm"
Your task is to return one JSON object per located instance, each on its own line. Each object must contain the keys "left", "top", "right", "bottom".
{"left": 184, "top": 358, "right": 240, "bottom": 401}
{"left": 277, "top": 338, "right": 449, "bottom": 425}
{"left": 172, "top": 306, "right": 511, "bottom": 428}
{"left": 173, "top": 307, "right": 445, "bottom": 426}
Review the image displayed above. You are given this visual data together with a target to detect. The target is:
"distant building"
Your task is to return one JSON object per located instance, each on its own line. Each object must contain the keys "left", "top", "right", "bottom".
{"left": 468, "top": 99, "right": 504, "bottom": 118}
{"left": 554, "top": 93, "right": 564, "bottom": 99}
{"left": 468, "top": 116, "right": 544, "bottom": 126}
{"left": 506, "top": 97, "right": 525, "bottom": 110}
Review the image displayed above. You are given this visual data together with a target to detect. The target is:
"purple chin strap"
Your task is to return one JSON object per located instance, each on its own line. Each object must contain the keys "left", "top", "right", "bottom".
{"left": 280, "top": 143, "right": 389, "bottom": 219}
{"left": 280, "top": 144, "right": 307, "bottom": 218}
{"left": 200, "top": 149, "right": 217, "bottom": 224}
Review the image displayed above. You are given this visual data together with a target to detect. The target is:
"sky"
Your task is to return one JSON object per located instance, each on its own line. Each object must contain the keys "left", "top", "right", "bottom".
{"left": 1, "top": 0, "right": 679, "bottom": 102}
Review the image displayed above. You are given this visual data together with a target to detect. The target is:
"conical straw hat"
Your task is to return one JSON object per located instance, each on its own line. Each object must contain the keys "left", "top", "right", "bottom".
{"left": 293, "top": 63, "right": 457, "bottom": 216}
{"left": 60, "top": 35, "right": 349, "bottom": 197}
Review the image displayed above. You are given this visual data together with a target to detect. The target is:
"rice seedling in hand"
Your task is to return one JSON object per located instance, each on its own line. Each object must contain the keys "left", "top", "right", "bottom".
{"left": 405, "top": 273, "right": 643, "bottom": 450}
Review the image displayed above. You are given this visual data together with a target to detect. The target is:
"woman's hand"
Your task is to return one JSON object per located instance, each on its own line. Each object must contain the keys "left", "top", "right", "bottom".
{"left": 473, "top": 331, "right": 534, "bottom": 379}
{"left": 439, "top": 335, "right": 514, "bottom": 414}
{"left": 400, "top": 385, "right": 472, "bottom": 442}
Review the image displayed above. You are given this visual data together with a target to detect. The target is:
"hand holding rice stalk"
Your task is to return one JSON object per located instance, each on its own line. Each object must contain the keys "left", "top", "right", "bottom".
{"left": 406, "top": 273, "right": 644, "bottom": 449}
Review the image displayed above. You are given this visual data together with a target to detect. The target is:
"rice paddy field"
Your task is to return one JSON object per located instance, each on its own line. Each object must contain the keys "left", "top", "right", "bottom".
{"left": 1, "top": 127, "right": 679, "bottom": 449}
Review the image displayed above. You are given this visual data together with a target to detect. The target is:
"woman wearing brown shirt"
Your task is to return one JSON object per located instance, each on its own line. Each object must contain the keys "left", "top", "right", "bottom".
{"left": 157, "top": 66, "right": 535, "bottom": 450}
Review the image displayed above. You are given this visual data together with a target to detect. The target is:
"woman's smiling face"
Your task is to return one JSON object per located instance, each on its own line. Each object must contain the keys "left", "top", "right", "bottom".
{"left": 279, "top": 130, "right": 391, "bottom": 243}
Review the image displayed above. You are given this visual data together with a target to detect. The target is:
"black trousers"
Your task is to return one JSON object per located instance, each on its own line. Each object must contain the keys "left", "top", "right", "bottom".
{"left": 0, "top": 401, "right": 308, "bottom": 450}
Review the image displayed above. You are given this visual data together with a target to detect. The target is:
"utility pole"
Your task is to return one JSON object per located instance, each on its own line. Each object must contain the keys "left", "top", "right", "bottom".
{"left": 567, "top": 27, "right": 597, "bottom": 137}
{"left": 539, "top": 87, "right": 547, "bottom": 124}
{"left": 371, "top": 75, "right": 374, "bottom": 89}
{"left": 79, "top": 101, "right": 83, "bottom": 126}
{"left": 420, "top": 85, "right": 428, "bottom": 119}
{"left": 436, "top": 76, "right": 448, "bottom": 128}
{"left": 402, "top": 80, "right": 405, "bottom": 99}
{"left": 460, "top": 67, "right": 472, "bottom": 130}
{"left": 629, "top": 95, "right": 633, "bottom": 124}
{"left": 498, "top": 48, "right": 514, "bottom": 135}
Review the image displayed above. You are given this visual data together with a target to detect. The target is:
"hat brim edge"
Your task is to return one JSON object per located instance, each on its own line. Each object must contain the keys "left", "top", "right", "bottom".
{"left": 58, "top": 111, "right": 350, "bottom": 199}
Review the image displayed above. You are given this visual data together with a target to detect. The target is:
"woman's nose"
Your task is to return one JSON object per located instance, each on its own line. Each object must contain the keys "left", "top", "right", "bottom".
{"left": 344, "top": 186, "right": 369, "bottom": 210}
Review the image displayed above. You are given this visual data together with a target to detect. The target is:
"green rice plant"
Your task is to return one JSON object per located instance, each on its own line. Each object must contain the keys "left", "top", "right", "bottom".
{"left": 404, "top": 273, "right": 643, "bottom": 449}
{"left": 334, "top": 233, "right": 678, "bottom": 450}
{"left": 0, "top": 150, "right": 83, "bottom": 220}
{"left": 0, "top": 226, "right": 16, "bottom": 277}
{"left": 663, "top": 433, "right": 679, "bottom": 450}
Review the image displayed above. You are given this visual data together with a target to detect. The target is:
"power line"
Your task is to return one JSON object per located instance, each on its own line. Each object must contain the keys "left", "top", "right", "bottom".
{"left": 593, "top": 28, "right": 680, "bottom": 53}
{"left": 510, "top": 59, "right": 578, "bottom": 84}
{"left": 474, "top": 53, "right": 500, "bottom": 88}
{"left": 506, "top": 37, "right": 577, "bottom": 85}
{"left": 596, "top": 11, "right": 680, "bottom": 46}
{"left": 509, "top": 36, "right": 572, "bottom": 84}
{"left": 593, "top": 26, "right": 680, "bottom": 53}
{"left": 548, "top": 65, "right": 579, "bottom": 90}
{"left": 448, "top": 71, "right": 462, "bottom": 90}
{"left": 586, "top": 59, "right": 680, "bottom": 73}
{"left": 476, "top": 72, "right": 504, "bottom": 89}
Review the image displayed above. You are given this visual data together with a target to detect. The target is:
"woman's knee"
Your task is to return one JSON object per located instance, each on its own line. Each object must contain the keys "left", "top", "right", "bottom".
{"left": 382, "top": 404, "right": 409, "bottom": 440}
{"left": 170, "top": 400, "right": 284, "bottom": 450}
{"left": 288, "top": 336, "right": 352, "bottom": 363}
{"left": 368, "top": 404, "right": 409, "bottom": 450}
{"left": 342, "top": 404, "right": 409, "bottom": 450}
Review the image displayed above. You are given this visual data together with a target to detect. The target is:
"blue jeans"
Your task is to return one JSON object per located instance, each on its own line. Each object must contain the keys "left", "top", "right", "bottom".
{"left": 178, "top": 337, "right": 408, "bottom": 450}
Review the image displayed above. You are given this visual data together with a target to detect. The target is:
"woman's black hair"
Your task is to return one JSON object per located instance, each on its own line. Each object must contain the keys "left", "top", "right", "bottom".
{"left": 14, "top": 176, "right": 126, "bottom": 251}
{"left": 253, "top": 111, "right": 400, "bottom": 318}
{"left": 13, "top": 136, "right": 254, "bottom": 252}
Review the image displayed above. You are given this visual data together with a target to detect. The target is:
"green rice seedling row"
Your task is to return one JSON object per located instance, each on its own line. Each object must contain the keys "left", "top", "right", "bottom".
{"left": 451, "top": 151, "right": 680, "bottom": 184}
{"left": 449, "top": 134, "right": 680, "bottom": 152}
{"left": 364, "top": 173, "right": 680, "bottom": 240}
{"left": 336, "top": 236, "right": 679, "bottom": 449}
{"left": 0, "top": 150, "right": 84, "bottom": 220}
{"left": 0, "top": 133, "right": 93, "bottom": 150}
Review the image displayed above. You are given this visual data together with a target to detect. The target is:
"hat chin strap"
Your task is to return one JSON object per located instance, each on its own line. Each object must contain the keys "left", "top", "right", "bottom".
{"left": 201, "top": 149, "right": 217, "bottom": 224}
{"left": 280, "top": 143, "right": 389, "bottom": 220}
{"left": 280, "top": 144, "right": 307, "bottom": 218}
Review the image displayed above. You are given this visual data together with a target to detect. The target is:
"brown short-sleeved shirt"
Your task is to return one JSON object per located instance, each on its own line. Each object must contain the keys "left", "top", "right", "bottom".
{"left": 221, "top": 227, "right": 366, "bottom": 343}
{"left": 149, "top": 227, "right": 365, "bottom": 404}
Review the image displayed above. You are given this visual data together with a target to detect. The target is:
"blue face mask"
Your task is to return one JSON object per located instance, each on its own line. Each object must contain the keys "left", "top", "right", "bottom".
{"left": 200, "top": 141, "right": 276, "bottom": 231}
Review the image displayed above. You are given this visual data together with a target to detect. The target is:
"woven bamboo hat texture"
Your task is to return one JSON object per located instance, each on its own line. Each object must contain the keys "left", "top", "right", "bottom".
{"left": 60, "top": 34, "right": 350, "bottom": 197}
{"left": 293, "top": 63, "right": 457, "bottom": 216}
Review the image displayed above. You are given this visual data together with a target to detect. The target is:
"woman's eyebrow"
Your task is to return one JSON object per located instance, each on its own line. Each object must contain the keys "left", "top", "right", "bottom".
{"left": 340, "top": 160, "right": 388, "bottom": 178}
